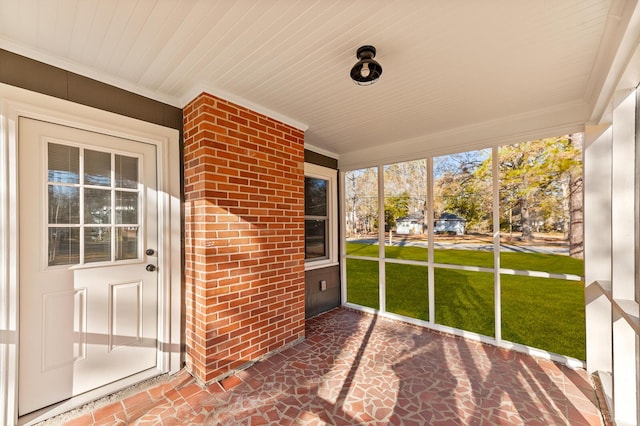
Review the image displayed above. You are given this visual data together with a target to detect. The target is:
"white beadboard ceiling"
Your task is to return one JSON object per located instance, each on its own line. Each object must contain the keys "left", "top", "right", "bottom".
{"left": 0, "top": 0, "right": 626, "bottom": 164}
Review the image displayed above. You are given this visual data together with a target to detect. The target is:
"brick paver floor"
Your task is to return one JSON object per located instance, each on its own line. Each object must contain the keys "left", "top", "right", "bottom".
{"left": 49, "top": 308, "right": 604, "bottom": 425}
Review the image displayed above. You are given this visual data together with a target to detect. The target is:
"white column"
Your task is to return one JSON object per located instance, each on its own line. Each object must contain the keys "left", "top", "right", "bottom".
{"left": 584, "top": 122, "right": 613, "bottom": 374}
{"left": 610, "top": 87, "right": 639, "bottom": 426}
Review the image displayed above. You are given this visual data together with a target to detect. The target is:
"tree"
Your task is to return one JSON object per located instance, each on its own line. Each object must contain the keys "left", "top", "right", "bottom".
{"left": 487, "top": 135, "right": 583, "bottom": 256}
{"left": 345, "top": 167, "right": 378, "bottom": 236}
{"left": 434, "top": 150, "right": 492, "bottom": 233}
{"left": 498, "top": 141, "right": 545, "bottom": 240}
{"left": 552, "top": 134, "right": 583, "bottom": 258}
{"left": 384, "top": 192, "right": 410, "bottom": 231}
{"left": 344, "top": 136, "right": 583, "bottom": 258}
{"left": 384, "top": 160, "right": 428, "bottom": 232}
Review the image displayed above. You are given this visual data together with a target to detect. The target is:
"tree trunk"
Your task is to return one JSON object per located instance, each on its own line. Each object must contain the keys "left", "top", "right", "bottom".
{"left": 520, "top": 198, "right": 533, "bottom": 241}
{"left": 569, "top": 133, "right": 584, "bottom": 259}
{"left": 562, "top": 176, "right": 570, "bottom": 239}
{"left": 569, "top": 174, "right": 584, "bottom": 259}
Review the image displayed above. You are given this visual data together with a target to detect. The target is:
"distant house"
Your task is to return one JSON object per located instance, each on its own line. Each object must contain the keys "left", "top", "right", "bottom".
{"left": 396, "top": 213, "right": 424, "bottom": 235}
{"left": 434, "top": 213, "right": 466, "bottom": 235}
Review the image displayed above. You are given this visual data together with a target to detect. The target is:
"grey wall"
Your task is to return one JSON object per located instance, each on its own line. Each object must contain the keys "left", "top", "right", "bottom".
{"left": 304, "top": 149, "right": 341, "bottom": 318}
{"left": 0, "top": 49, "right": 182, "bottom": 131}
{"left": 304, "top": 149, "right": 337, "bottom": 169}
{"left": 305, "top": 265, "right": 340, "bottom": 318}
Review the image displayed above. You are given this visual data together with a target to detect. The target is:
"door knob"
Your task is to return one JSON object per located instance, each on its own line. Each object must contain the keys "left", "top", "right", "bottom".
{"left": 146, "top": 248, "right": 155, "bottom": 256}
{"left": 146, "top": 264, "right": 156, "bottom": 272}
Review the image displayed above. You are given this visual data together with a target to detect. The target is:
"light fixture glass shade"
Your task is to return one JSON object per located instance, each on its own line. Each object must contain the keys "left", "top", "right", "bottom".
{"left": 350, "top": 45, "right": 382, "bottom": 85}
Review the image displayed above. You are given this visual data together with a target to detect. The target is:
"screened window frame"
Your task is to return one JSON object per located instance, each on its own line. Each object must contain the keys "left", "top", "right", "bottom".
{"left": 341, "top": 143, "right": 585, "bottom": 365}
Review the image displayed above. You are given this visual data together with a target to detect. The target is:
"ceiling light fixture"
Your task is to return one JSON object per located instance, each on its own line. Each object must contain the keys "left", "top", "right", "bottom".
{"left": 350, "top": 45, "right": 382, "bottom": 86}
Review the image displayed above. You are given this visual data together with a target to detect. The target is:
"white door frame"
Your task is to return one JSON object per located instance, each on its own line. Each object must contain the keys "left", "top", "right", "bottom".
{"left": 0, "top": 83, "right": 182, "bottom": 426}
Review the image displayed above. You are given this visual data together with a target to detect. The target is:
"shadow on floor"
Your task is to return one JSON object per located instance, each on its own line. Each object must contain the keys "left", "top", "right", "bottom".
{"left": 53, "top": 308, "right": 603, "bottom": 425}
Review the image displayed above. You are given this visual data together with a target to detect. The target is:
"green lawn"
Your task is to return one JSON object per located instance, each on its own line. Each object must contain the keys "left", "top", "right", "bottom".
{"left": 345, "top": 243, "right": 586, "bottom": 360}
{"left": 347, "top": 242, "right": 584, "bottom": 275}
{"left": 386, "top": 263, "right": 429, "bottom": 320}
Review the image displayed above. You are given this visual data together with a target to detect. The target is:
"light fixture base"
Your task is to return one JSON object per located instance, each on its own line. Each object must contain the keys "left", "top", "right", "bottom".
{"left": 350, "top": 45, "right": 382, "bottom": 86}
{"left": 356, "top": 45, "right": 376, "bottom": 60}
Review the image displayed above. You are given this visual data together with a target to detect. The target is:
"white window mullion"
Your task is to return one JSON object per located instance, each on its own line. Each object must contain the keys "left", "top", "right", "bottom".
{"left": 111, "top": 153, "right": 116, "bottom": 262}
{"left": 492, "top": 147, "right": 501, "bottom": 342}
{"left": 79, "top": 148, "right": 85, "bottom": 265}
{"left": 378, "top": 164, "right": 386, "bottom": 313}
{"left": 427, "top": 157, "right": 435, "bottom": 324}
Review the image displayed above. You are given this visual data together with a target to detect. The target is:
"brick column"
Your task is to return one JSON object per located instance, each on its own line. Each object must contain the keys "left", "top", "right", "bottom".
{"left": 183, "top": 93, "right": 305, "bottom": 383}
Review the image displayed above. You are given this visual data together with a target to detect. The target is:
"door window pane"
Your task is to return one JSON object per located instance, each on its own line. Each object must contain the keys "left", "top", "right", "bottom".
{"left": 84, "top": 227, "right": 111, "bottom": 263}
{"left": 115, "top": 191, "right": 138, "bottom": 224}
{"left": 116, "top": 155, "right": 138, "bottom": 189}
{"left": 116, "top": 227, "right": 139, "bottom": 260}
{"left": 48, "top": 186, "right": 80, "bottom": 224}
{"left": 85, "top": 188, "right": 111, "bottom": 225}
{"left": 48, "top": 227, "right": 80, "bottom": 265}
{"left": 84, "top": 149, "right": 111, "bottom": 186}
{"left": 48, "top": 143, "right": 79, "bottom": 183}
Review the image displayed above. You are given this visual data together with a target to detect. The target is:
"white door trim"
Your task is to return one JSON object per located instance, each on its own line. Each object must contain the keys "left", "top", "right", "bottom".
{"left": 0, "top": 83, "right": 182, "bottom": 426}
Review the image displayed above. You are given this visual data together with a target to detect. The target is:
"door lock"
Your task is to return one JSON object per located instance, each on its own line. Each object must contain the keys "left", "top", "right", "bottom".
{"left": 146, "top": 264, "right": 156, "bottom": 272}
{"left": 146, "top": 248, "right": 155, "bottom": 256}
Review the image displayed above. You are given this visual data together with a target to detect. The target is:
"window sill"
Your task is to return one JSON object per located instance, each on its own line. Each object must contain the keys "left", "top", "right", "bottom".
{"left": 305, "top": 261, "right": 339, "bottom": 272}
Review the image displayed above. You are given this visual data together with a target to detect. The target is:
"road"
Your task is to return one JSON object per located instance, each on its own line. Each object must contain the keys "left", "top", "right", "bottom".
{"left": 347, "top": 237, "right": 569, "bottom": 255}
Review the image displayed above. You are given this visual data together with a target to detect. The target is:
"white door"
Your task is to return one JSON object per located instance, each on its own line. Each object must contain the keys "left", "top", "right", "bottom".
{"left": 18, "top": 118, "right": 159, "bottom": 415}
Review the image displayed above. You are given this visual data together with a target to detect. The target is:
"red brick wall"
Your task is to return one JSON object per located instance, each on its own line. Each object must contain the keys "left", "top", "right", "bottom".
{"left": 183, "top": 92, "right": 305, "bottom": 383}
